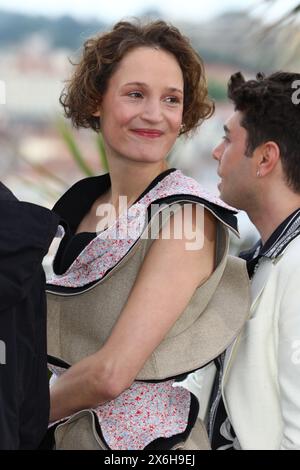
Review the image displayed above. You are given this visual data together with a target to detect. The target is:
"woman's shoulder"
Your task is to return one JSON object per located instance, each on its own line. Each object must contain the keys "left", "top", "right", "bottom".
{"left": 145, "top": 169, "right": 239, "bottom": 236}
{"left": 155, "top": 169, "right": 235, "bottom": 210}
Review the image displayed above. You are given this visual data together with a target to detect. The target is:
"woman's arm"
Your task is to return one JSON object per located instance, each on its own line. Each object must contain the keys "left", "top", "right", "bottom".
{"left": 50, "top": 205, "right": 216, "bottom": 422}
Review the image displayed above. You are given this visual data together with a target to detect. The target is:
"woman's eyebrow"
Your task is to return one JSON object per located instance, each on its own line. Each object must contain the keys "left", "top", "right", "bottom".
{"left": 122, "top": 82, "right": 183, "bottom": 94}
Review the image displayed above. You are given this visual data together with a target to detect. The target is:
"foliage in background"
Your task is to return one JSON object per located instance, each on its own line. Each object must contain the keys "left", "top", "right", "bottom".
{"left": 57, "top": 118, "right": 108, "bottom": 176}
{"left": 259, "top": 0, "right": 300, "bottom": 67}
{"left": 208, "top": 80, "right": 227, "bottom": 102}
{"left": 19, "top": 119, "right": 108, "bottom": 205}
{"left": 263, "top": 0, "right": 300, "bottom": 27}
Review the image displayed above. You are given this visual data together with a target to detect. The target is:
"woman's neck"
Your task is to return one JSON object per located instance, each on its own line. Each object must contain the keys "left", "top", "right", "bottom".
{"left": 106, "top": 160, "right": 170, "bottom": 211}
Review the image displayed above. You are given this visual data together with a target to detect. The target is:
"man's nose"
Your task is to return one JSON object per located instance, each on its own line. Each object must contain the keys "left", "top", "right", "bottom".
{"left": 212, "top": 142, "right": 223, "bottom": 161}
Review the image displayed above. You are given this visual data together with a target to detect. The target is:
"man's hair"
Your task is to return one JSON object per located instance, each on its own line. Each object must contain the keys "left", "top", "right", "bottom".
{"left": 60, "top": 19, "right": 214, "bottom": 136}
{"left": 228, "top": 71, "right": 300, "bottom": 193}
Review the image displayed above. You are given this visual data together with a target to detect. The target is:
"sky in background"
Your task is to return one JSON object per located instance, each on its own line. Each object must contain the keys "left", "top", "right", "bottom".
{"left": 0, "top": 0, "right": 298, "bottom": 23}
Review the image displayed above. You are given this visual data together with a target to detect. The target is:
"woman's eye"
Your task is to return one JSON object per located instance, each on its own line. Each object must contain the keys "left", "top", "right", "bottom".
{"left": 128, "top": 91, "right": 143, "bottom": 99}
{"left": 222, "top": 135, "right": 230, "bottom": 143}
{"left": 165, "top": 96, "right": 180, "bottom": 104}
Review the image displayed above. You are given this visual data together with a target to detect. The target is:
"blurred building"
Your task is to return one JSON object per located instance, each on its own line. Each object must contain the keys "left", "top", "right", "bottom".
{"left": 0, "top": 15, "right": 263, "bottom": 254}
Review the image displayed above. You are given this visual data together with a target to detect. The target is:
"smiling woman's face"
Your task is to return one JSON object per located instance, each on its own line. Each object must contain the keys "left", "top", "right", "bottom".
{"left": 94, "top": 46, "right": 184, "bottom": 165}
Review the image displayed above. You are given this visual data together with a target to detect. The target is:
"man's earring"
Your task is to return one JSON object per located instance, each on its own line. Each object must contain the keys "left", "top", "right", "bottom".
{"left": 256, "top": 169, "right": 261, "bottom": 177}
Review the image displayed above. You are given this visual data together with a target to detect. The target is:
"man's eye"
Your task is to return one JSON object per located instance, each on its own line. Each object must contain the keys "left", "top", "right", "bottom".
{"left": 128, "top": 91, "right": 143, "bottom": 99}
{"left": 222, "top": 135, "right": 230, "bottom": 142}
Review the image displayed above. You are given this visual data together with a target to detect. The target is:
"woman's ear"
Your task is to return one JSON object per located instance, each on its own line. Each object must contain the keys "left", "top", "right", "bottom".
{"left": 92, "top": 109, "right": 101, "bottom": 117}
{"left": 92, "top": 101, "right": 102, "bottom": 117}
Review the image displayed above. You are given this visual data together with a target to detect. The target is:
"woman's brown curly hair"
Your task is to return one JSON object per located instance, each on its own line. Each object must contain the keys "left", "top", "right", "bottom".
{"left": 59, "top": 19, "right": 214, "bottom": 136}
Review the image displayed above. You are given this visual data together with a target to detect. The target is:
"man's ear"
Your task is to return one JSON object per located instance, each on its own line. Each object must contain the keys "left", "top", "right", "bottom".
{"left": 256, "top": 141, "right": 280, "bottom": 177}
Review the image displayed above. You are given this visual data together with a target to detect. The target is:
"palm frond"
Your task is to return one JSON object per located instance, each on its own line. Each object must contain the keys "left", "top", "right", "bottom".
{"left": 96, "top": 132, "right": 109, "bottom": 172}
{"left": 57, "top": 118, "right": 95, "bottom": 177}
{"left": 20, "top": 155, "right": 68, "bottom": 189}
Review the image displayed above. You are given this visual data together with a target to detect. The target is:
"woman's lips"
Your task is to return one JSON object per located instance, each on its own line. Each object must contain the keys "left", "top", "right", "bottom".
{"left": 131, "top": 129, "right": 163, "bottom": 138}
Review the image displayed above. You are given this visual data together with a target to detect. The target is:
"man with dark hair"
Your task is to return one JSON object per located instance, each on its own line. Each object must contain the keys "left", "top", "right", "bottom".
{"left": 0, "top": 182, "right": 59, "bottom": 449}
{"left": 210, "top": 71, "right": 300, "bottom": 450}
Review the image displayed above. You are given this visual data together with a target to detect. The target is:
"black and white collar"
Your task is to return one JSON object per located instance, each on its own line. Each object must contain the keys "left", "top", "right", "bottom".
{"left": 240, "top": 208, "right": 300, "bottom": 277}
{"left": 262, "top": 208, "right": 300, "bottom": 259}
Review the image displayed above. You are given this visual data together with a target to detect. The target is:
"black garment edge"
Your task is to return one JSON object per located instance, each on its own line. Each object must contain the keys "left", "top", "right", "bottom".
{"left": 145, "top": 194, "right": 238, "bottom": 232}
{"left": 51, "top": 168, "right": 177, "bottom": 275}
{"left": 144, "top": 392, "right": 199, "bottom": 450}
{"left": 47, "top": 354, "right": 71, "bottom": 369}
{"left": 39, "top": 392, "right": 199, "bottom": 450}
{"left": 38, "top": 411, "right": 112, "bottom": 450}
{"left": 52, "top": 168, "right": 177, "bottom": 231}
{"left": 54, "top": 232, "right": 96, "bottom": 276}
{"left": 47, "top": 193, "right": 238, "bottom": 295}
{"left": 47, "top": 352, "right": 212, "bottom": 383}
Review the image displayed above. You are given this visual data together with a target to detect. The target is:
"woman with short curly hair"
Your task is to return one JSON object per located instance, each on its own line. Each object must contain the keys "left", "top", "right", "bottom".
{"left": 45, "top": 19, "right": 249, "bottom": 450}
{"left": 60, "top": 20, "right": 214, "bottom": 134}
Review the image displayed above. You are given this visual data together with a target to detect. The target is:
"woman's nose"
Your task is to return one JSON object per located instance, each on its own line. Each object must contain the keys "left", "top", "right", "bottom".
{"left": 141, "top": 99, "right": 163, "bottom": 122}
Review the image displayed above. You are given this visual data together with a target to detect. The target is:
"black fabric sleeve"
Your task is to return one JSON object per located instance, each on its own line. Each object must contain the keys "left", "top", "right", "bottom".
{"left": 0, "top": 200, "right": 60, "bottom": 311}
